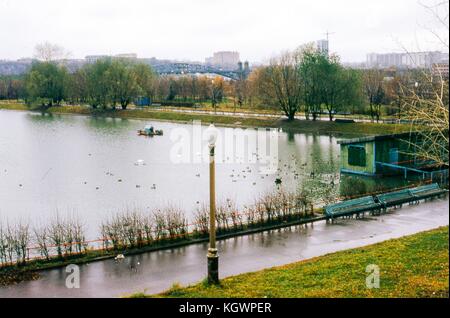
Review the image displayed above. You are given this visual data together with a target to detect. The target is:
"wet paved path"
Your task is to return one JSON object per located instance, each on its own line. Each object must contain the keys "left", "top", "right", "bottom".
{"left": 0, "top": 197, "right": 447, "bottom": 298}
{"left": 149, "top": 107, "right": 402, "bottom": 124}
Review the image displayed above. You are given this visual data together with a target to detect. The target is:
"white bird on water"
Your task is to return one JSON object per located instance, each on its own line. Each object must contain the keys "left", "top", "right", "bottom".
{"left": 135, "top": 159, "right": 145, "bottom": 166}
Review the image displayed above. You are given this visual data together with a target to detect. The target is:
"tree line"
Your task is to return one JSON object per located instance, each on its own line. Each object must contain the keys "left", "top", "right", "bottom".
{"left": 3, "top": 57, "right": 229, "bottom": 110}
{"left": 0, "top": 44, "right": 445, "bottom": 122}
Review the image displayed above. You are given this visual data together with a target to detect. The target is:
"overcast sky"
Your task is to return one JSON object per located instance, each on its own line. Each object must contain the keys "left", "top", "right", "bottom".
{"left": 0, "top": 0, "right": 448, "bottom": 63}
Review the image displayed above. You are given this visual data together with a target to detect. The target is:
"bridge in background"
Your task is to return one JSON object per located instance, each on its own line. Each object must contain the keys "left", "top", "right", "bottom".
{"left": 0, "top": 59, "right": 246, "bottom": 80}
{"left": 151, "top": 62, "right": 242, "bottom": 80}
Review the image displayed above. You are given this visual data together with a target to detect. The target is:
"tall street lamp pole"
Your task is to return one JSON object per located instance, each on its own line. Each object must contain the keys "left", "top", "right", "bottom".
{"left": 207, "top": 124, "right": 219, "bottom": 284}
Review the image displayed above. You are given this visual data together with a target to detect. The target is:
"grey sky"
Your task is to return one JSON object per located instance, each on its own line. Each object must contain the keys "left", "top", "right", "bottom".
{"left": 0, "top": 0, "right": 448, "bottom": 62}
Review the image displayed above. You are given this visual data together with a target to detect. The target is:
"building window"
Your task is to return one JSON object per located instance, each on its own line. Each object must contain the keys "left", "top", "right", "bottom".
{"left": 389, "top": 148, "right": 399, "bottom": 164}
{"left": 348, "top": 145, "right": 366, "bottom": 167}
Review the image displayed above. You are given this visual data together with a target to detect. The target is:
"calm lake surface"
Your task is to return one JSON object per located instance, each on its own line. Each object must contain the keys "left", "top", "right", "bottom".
{"left": 0, "top": 110, "right": 410, "bottom": 238}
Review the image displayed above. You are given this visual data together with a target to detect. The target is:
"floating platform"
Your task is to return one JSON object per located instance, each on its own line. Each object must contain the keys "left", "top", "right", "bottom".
{"left": 137, "top": 129, "right": 163, "bottom": 136}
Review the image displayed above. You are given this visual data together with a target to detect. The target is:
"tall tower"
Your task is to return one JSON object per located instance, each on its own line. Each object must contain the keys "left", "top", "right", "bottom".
{"left": 238, "top": 61, "right": 243, "bottom": 72}
{"left": 317, "top": 31, "right": 334, "bottom": 57}
{"left": 243, "top": 61, "right": 249, "bottom": 73}
{"left": 317, "top": 39, "right": 329, "bottom": 56}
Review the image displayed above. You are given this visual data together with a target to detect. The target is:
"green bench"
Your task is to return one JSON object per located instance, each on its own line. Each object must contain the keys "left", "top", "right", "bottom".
{"left": 324, "top": 196, "right": 381, "bottom": 219}
{"left": 376, "top": 188, "right": 414, "bottom": 208}
{"left": 325, "top": 183, "right": 447, "bottom": 220}
{"left": 376, "top": 183, "right": 447, "bottom": 209}
{"left": 409, "top": 183, "right": 447, "bottom": 201}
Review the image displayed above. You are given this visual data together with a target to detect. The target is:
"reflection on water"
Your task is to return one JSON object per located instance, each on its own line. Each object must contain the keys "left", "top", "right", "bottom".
{"left": 0, "top": 110, "right": 411, "bottom": 238}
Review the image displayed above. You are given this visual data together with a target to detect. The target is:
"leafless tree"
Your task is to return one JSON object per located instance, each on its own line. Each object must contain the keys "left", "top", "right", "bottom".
{"left": 253, "top": 196, "right": 266, "bottom": 225}
{"left": 259, "top": 51, "right": 303, "bottom": 120}
{"left": 242, "top": 204, "right": 256, "bottom": 226}
{"left": 100, "top": 215, "right": 122, "bottom": 250}
{"left": 153, "top": 209, "right": 167, "bottom": 240}
{"left": 193, "top": 204, "right": 209, "bottom": 235}
{"left": 400, "top": 0, "right": 449, "bottom": 167}
{"left": 0, "top": 221, "right": 30, "bottom": 265}
{"left": 48, "top": 214, "right": 65, "bottom": 258}
{"left": 33, "top": 42, "right": 70, "bottom": 62}
{"left": 216, "top": 201, "right": 230, "bottom": 231}
{"left": 165, "top": 206, "right": 187, "bottom": 239}
{"left": 142, "top": 214, "right": 154, "bottom": 245}
{"left": 71, "top": 216, "right": 86, "bottom": 254}
{"left": 15, "top": 221, "right": 30, "bottom": 264}
{"left": 4, "top": 223, "right": 15, "bottom": 264}
{"left": 33, "top": 225, "right": 50, "bottom": 261}
{"left": 226, "top": 199, "right": 242, "bottom": 229}
{"left": 260, "top": 192, "right": 276, "bottom": 222}
{"left": 363, "top": 69, "right": 386, "bottom": 122}
{"left": 0, "top": 222, "right": 7, "bottom": 265}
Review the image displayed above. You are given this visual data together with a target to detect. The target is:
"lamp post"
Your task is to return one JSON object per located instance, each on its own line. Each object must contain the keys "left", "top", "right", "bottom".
{"left": 206, "top": 124, "right": 219, "bottom": 284}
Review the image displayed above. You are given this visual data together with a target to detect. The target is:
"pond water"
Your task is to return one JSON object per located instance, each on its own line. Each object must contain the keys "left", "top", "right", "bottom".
{"left": 0, "top": 110, "right": 411, "bottom": 238}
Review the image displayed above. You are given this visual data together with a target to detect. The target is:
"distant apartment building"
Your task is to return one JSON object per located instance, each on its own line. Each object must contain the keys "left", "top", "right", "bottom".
{"left": 115, "top": 53, "right": 137, "bottom": 59}
{"left": 366, "top": 51, "right": 449, "bottom": 69}
{"left": 205, "top": 51, "right": 240, "bottom": 70}
{"left": 0, "top": 58, "right": 34, "bottom": 75}
{"left": 343, "top": 62, "right": 367, "bottom": 69}
{"left": 85, "top": 55, "right": 109, "bottom": 63}
{"left": 432, "top": 63, "right": 449, "bottom": 78}
{"left": 317, "top": 39, "right": 329, "bottom": 56}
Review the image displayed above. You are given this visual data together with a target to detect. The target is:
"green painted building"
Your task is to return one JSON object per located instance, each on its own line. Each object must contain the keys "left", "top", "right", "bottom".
{"left": 338, "top": 132, "right": 423, "bottom": 177}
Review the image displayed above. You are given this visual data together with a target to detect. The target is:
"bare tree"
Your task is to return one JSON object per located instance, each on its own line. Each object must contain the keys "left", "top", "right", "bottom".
{"left": 363, "top": 69, "right": 386, "bottom": 122}
{"left": 33, "top": 42, "right": 69, "bottom": 62}
{"left": 400, "top": 0, "right": 449, "bottom": 167}
{"left": 48, "top": 214, "right": 65, "bottom": 258}
{"left": 153, "top": 209, "right": 167, "bottom": 240}
{"left": 165, "top": 206, "right": 187, "bottom": 239}
{"left": 260, "top": 51, "right": 303, "bottom": 120}
{"left": 401, "top": 74, "right": 449, "bottom": 166}
{"left": 33, "top": 225, "right": 50, "bottom": 261}
{"left": 15, "top": 221, "right": 30, "bottom": 265}
{"left": 0, "top": 222, "right": 7, "bottom": 265}
{"left": 72, "top": 217, "right": 86, "bottom": 254}
{"left": 193, "top": 204, "right": 209, "bottom": 236}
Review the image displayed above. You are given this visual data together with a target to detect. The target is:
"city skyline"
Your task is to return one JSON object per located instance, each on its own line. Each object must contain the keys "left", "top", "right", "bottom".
{"left": 0, "top": 0, "right": 448, "bottom": 63}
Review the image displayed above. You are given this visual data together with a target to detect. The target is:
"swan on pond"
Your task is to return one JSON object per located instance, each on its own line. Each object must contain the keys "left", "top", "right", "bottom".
{"left": 135, "top": 159, "right": 145, "bottom": 166}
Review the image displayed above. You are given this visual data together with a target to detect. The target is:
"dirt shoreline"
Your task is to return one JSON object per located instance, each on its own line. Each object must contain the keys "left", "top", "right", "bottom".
{"left": 0, "top": 103, "right": 412, "bottom": 136}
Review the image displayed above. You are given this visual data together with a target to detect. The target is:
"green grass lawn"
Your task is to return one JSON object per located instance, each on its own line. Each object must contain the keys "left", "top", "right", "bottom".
{"left": 0, "top": 102, "right": 412, "bottom": 136}
{"left": 140, "top": 226, "right": 449, "bottom": 298}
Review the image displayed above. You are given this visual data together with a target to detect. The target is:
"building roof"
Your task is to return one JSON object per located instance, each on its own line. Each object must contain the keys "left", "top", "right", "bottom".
{"left": 337, "top": 132, "right": 417, "bottom": 145}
